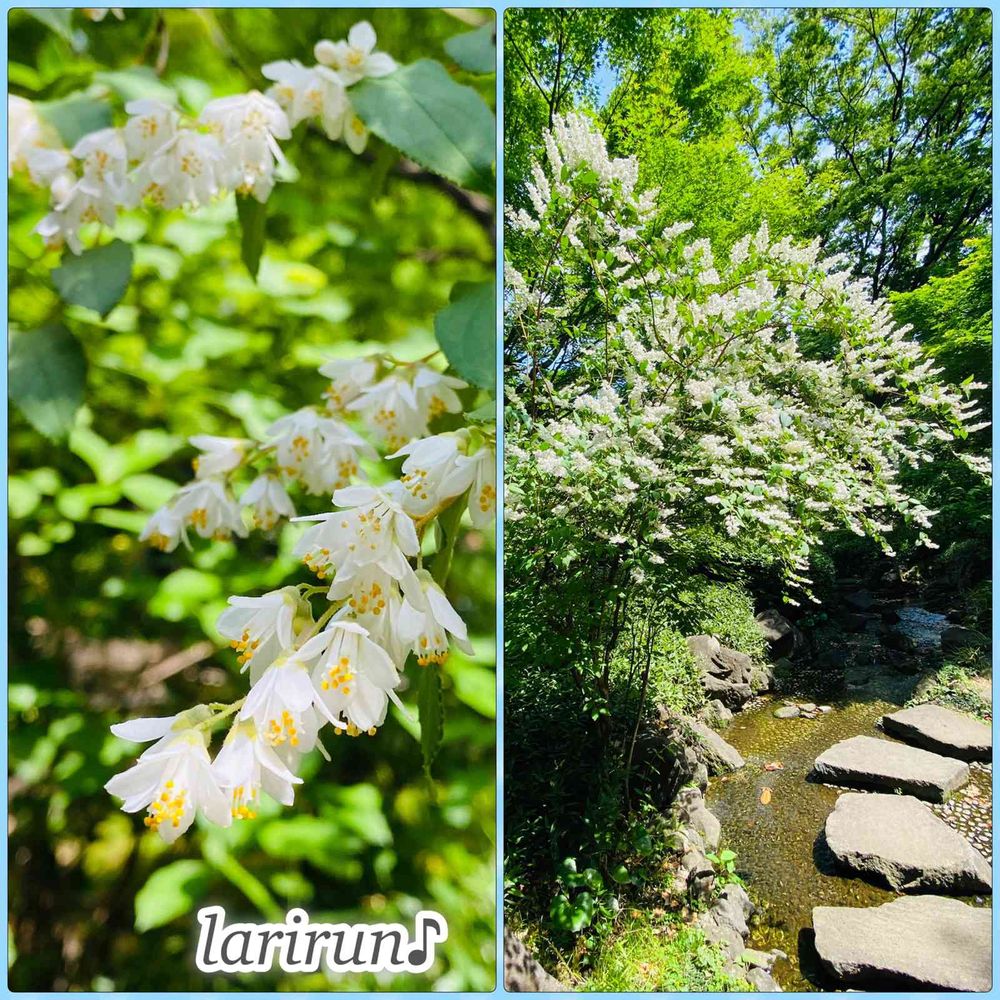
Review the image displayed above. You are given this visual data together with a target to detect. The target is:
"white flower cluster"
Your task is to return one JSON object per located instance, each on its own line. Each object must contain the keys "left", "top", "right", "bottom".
{"left": 109, "top": 354, "right": 495, "bottom": 841}
{"left": 505, "top": 114, "right": 989, "bottom": 604}
{"left": 8, "top": 21, "right": 396, "bottom": 254}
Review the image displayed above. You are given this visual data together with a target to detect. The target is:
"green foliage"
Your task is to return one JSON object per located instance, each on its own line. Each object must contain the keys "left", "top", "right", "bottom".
{"left": 434, "top": 280, "right": 496, "bottom": 390}
{"left": 351, "top": 58, "right": 495, "bottom": 191}
{"left": 9, "top": 325, "right": 87, "bottom": 440}
{"left": 235, "top": 194, "right": 267, "bottom": 279}
{"left": 444, "top": 22, "right": 495, "bottom": 76}
{"left": 52, "top": 240, "right": 134, "bottom": 317}
{"left": 9, "top": 7, "right": 495, "bottom": 993}
{"left": 584, "top": 914, "right": 753, "bottom": 993}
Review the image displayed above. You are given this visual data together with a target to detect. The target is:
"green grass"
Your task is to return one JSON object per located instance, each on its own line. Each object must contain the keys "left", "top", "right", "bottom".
{"left": 584, "top": 913, "right": 753, "bottom": 992}
{"left": 908, "top": 653, "right": 992, "bottom": 722}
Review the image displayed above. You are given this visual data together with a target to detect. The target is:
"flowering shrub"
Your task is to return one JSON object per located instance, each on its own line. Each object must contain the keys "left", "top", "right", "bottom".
{"left": 505, "top": 113, "right": 988, "bottom": 680}
{"left": 10, "top": 20, "right": 397, "bottom": 253}
{"left": 9, "top": 13, "right": 497, "bottom": 844}
{"left": 107, "top": 354, "right": 495, "bottom": 840}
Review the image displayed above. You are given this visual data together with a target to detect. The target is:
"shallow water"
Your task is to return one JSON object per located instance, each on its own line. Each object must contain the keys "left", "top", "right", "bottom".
{"left": 705, "top": 605, "right": 985, "bottom": 992}
{"left": 706, "top": 697, "right": 903, "bottom": 991}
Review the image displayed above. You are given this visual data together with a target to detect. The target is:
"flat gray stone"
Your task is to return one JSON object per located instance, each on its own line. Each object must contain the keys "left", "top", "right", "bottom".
{"left": 882, "top": 704, "right": 992, "bottom": 762}
{"left": 774, "top": 705, "right": 800, "bottom": 719}
{"left": 812, "top": 896, "right": 992, "bottom": 991}
{"left": 811, "top": 735, "right": 969, "bottom": 802}
{"left": 687, "top": 718, "right": 745, "bottom": 773}
{"left": 825, "top": 792, "right": 992, "bottom": 893}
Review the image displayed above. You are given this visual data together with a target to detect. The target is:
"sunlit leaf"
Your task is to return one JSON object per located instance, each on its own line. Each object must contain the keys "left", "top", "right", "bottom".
{"left": 9, "top": 325, "right": 86, "bottom": 440}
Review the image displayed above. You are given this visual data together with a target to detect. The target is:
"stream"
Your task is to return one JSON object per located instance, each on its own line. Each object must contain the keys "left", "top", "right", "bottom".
{"left": 704, "top": 603, "right": 992, "bottom": 991}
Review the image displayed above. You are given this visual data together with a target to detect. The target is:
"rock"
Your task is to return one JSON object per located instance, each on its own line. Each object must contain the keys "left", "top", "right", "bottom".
{"left": 740, "top": 948, "right": 776, "bottom": 970}
{"left": 673, "top": 787, "right": 722, "bottom": 853}
{"left": 687, "top": 634, "right": 756, "bottom": 708}
{"left": 883, "top": 629, "right": 917, "bottom": 653}
{"left": 882, "top": 704, "right": 992, "bottom": 762}
{"left": 682, "top": 847, "right": 715, "bottom": 902}
{"left": 881, "top": 608, "right": 901, "bottom": 626}
{"left": 698, "top": 912, "right": 744, "bottom": 961}
{"left": 755, "top": 609, "right": 801, "bottom": 659}
{"left": 686, "top": 718, "right": 746, "bottom": 774}
{"left": 811, "top": 735, "right": 969, "bottom": 802}
{"left": 799, "top": 702, "right": 817, "bottom": 712}
{"left": 750, "top": 663, "right": 775, "bottom": 694}
{"left": 941, "top": 625, "right": 990, "bottom": 654}
{"left": 746, "top": 967, "right": 782, "bottom": 992}
{"left": 503, "top": 930, "right": 568, "bottom": 992}
{"left": 698, "top": 699, "right": 734, "bottom": 726}
{"left": 715, "top": 883, "right": 754, "bottom": 936}
{"left": 818, "top": 705, "right": 833, "bottom": 713}
{"left": 812, "top": 896, "right": 992, "bottom": 991}
{"left": 824, "top": 792, "right": 992, "bottom": 893}
{"left": 844, "top": 589, "right": 875, "bottom": 611}
{"left": 773, "top": 705, "right": 800, "bottom": 719}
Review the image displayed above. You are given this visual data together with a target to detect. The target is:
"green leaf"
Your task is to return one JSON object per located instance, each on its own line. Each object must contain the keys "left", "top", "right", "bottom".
{"left": 202, "top": 833, "right": 282, "bottom": 921}
{"left": 52, "top": 240, "right": 133, "bottom": 317}
{"left": 236, "top": 195, "right": 266, "bottom": 279}
{"left": 94, "top": 67, "right": 176, "bottom": 105}
{"left": 417, "top": 662, "right": 444, "bottom": 777}
{"left": 120, "top": 474, "right": 177, "bottom": 511}
{"left": 27, "top": 10, "right": 86, "bottom": 51}
{"left": 37, "top": 95, "right": 112, "bottom": 146}
{"left": 9, "top": 325, "right": 86, "bottom": 440}
{"left": 351, "top": 59, "right": 495, "bottom": 190}
{"left": 149, "top": 569, "right": 222, "bottom": 621}
{"left": 134, "top": 860, "right": 212, "bottom": 932}
{"left": 444, "top": 22, "right": 496, "bottom": 75}
{"left": 434, "top": 280, "right": 496, "bottom": 390}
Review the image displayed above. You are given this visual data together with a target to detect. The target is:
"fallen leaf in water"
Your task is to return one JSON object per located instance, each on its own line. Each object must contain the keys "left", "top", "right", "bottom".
{"left": 764, "top": 761, "right": 784, "bottom": 771}
{"left": 759, "top": 787, "right": 772, "bottom": 805}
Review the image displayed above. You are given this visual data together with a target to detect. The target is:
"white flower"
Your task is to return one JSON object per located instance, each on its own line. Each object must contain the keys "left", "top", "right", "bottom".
{"left": 314, "top": 21, "right": 397, "bottom": 86}
{"left": 294, "top": 484, "right": 419, "bottom": 584}
{"left": 325, "top": 564, "right": 405, "bottom": 650}
{"left": 301, "top": 621, "right": 402, "bottom": 735}
{"left": 190, "top": 434, "right": 250, "bottom": 479}
{"left": 139, "top": 503, "right": 187, "bottom": 552}
{"left": 398, "top": 571, "right": 473, "bottom": 666}
{"left": 241, "top": 474, "right": 295, "bottom": 529}
{"left": 172, "top": 478, "right": 247, "bottom": 540}
{"left": 123, "top": 99, "right": 179, "bottom": 161}
{"left": 133, "top": 128, "right": 223, "bottom": 209}
{"left": 262, "top": 60, "right": 348, "bottom": 140}
{"left": 211, "top": 720, "right": 302, "bottom": 819}
{"left": 413, "top": 365, "right": 467, "bottom": 421}
{"left": 217, "top": 586, "right": 308, "bottom": 674}
{"left": 83, "top": 8, "right": 124, "bottom": 21}
{"left": 320, "top": 356, "right": 378, "bottom": 411}
{"left": 8, "top": 95, "right": 70, "bottom": 185}
{"left": 72, "top": 127, "right": 134, "bottom": 205}
{"left": 239, "top": 652, "right": 326, "bottom": 750}
{"left": 347, "top": 374, "right": 427, "bottom": 451}
{"left": 265, "top": 407, "right": 375, "bottom": 495}
{"left": 35, "top": 173, "right": 118, "bottom": 254}
{"left": 105, "top": 727, "right": 230, "bottom": 842}
{"left": 200, "top": 90, "right": 290, "bottom": 203}
{"left": 389, "top": 433, "right": 466, "bottom": 516}
{"left": 341, "top": 99, "right": 369, "bottom": 155}
{"left": 442, "top": 444, "right": 496, "bottom": 528}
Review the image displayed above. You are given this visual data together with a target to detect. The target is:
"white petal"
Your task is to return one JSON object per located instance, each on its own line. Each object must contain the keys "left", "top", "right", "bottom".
{"left": 427, "top": 586, "right": 469, "bottom": 641}
{"left": 348, "top": 20, "right": 377, "bottom": 53}
{"left": 110, "top": 715, "right": 175, "bottom": 743}
{"left": 364, "top": 52, "right": 397, "bottom": 78}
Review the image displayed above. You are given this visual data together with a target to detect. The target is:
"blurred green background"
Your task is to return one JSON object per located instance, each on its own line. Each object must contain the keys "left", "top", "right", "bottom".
{"left": 8, "top": 7, "right": 496, "bottom": 992}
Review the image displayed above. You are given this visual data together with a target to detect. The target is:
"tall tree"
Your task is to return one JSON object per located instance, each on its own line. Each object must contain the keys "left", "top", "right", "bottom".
{"left": 761, "top": 7, "right": 992, "bottom": 296}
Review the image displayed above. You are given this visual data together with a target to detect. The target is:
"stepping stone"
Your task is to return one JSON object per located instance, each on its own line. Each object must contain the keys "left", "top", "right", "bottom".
{"left": 824, "top": 792, "right": 992, "bottom": 893}
{"left": 882, "top": 704, "right": 992, "bottom": 762}
{"left": 811, "top": 735, "right": 968, "bottom": 802}
{"left": 812, "top": 896, "right": 991, "bottom": 991}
